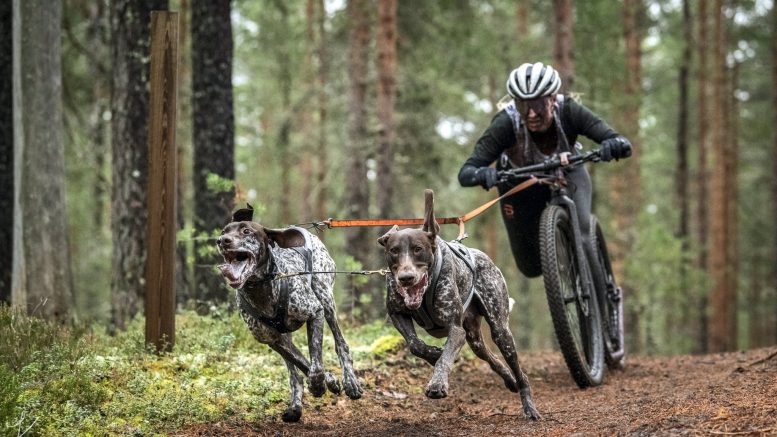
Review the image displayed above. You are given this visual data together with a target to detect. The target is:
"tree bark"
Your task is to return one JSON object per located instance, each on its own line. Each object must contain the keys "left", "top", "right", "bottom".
{"left": 192, "top": 0, "right": 235, "bottom": 305}
{"left": 674, "top": 0, "right": 693, "bottom": 345}
{"left": 345, "top": 0, "right": 373, "bottom": 321}
{"left": 613, "top": 0, "right": 643, "bottom": 351}
{"left": 0, "top": 0, "right": 12, "bottom": 304}
{"left": 110, "top": 0, "right": 168, "bottom": 330}
{"left": 12, "top": 0, "right": 73, "bottom": 321}
{"left": 376, "top": 0, "right": 397, "bottom": 218}
{"left": 708, "top": 0, "right": 735, "bottom": 352}
{"left": 175, "top": 0, "right": 190, "bottom": 304}
{"left": 772, "top": 0, "right": 777, "bottom": 346}
{"left": 315, "top": 0, "right": 329, "bottom": 223}
{"left": 695, "top": 0, "right": 711, "bottom": 353}
{"left": 553, "top": 0, "right": 575, "bottom": 92}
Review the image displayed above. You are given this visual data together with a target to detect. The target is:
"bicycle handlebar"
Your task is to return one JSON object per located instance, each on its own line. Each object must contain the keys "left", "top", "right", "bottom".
{"left": 497, "top": 149, "right": 602, "bottom": 181}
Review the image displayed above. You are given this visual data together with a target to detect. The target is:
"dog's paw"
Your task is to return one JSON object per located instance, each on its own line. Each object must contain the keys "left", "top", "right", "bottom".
{"left": 343, "top": 374, "right": 363, "bottom": 400}
{"left": 521, "top": 389, "right": 541, "bottom": 421}
{"left": 308, "top": 371, "right": 326, "bottom": 398}
{"left": 325, "top": 372, "right": 341, "bottom": 395}
{"left": 425, "top": 380, "right": 449, "bottom": 399}
{"left": 523, "top": 403, "right": 541, "bottom": 421}
{"left": 282, "top": 405, "right": 302, "bottom": 423}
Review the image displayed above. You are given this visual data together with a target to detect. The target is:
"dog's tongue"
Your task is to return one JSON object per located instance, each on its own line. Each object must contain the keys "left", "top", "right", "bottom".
{"left": 398, "top": 274, "right": 428, "bottom": 310}
{"left": 219, "top": 259, "right": 250, "bottom": 288}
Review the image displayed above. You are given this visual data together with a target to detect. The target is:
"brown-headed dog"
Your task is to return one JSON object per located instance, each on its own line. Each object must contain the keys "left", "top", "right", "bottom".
{"left": 377, "top": 190, "right": 540, "bottom": 420}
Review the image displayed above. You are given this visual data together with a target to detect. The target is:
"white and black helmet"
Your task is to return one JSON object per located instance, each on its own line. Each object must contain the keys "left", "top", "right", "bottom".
{"left": 506, "top": 62, "right": 562, "bottom": 100}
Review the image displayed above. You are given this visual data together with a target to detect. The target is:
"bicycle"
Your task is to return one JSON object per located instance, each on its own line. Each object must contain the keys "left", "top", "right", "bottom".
{"left": 497, "top": 149, "right": 625, "bottom": 388}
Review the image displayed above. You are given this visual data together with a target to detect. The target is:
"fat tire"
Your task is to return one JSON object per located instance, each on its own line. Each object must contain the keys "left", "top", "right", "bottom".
{"left": 540, "top": 205, "right": 604, "bottom": 388}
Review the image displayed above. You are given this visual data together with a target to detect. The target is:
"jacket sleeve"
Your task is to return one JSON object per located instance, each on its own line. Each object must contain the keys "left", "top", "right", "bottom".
{"left": 565, "top": 99, "right": 621, "bottom": 144}
{"left": 458, "top": 110, "right": 514, "bottom": 187}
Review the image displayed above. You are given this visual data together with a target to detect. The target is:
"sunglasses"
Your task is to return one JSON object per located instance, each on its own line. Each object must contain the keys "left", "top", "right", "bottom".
{"left": 515, "top": 96, "right": 554, "bottom": 117}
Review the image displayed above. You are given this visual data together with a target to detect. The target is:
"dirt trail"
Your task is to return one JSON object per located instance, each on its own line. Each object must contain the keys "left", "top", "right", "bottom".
{"left": 179, "top": 347, "right": 777, "bottom": 436}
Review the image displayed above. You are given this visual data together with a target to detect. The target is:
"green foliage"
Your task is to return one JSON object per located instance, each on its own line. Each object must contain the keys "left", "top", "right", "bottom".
{"left": 0, "top": 308, "right": 417, "bottom": 436}
{"left": 369, "top": 335, "right": 405, "bottom": 358}
{"left": 205, "top": 172, "right": 235, "bottom": 194}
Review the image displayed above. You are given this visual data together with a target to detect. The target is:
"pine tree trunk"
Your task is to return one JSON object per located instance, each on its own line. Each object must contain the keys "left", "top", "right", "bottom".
{"left": 675, "top": 0, "right": 692, "bottom": 337}
{"left": 192, "top": 0, "right": 235, "bottom": 306}
{"left": 771, "top": 0, "right": 777, "bottom": 346}
{"left": 300, "top": 0, "right": 316, "bottom": 221}
{"left": 0, "top": 0, "right": 12, "bottom": 304}
{"left": 315, "top": 0, "right": 329, "bottom": 223}
{"left": 613, "top": 0, "right": 643, "bottom": 351}
{"left": 708, "top": 0, "right": 735, "bottom": 352}
{"left": 12, "top": 0, "right": 73, "bottom": 321}
{"left": 376, "top": 0, "right": 397, "bottom": 218}
{"left": 345, "top": 0, "right": 373, "bottom": 321}
{"left": 515, "top": 0, "right": 529, "bottom": 37}
{"left": 110, "top": 0, "right": 168, "bottom": 330}
{"left": 553, "top": 0, "right": 575, "bottom": 92}
{"left": 175, "top": 0, "right": 190, "bottom": 304}
{"left": 695, "top": 0, "right": 711, "bottom": 353}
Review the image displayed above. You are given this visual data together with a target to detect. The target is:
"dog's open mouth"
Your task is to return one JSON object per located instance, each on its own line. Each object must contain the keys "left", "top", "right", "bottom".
{"left": 219, "top": 250, "right": 256, "bottom": 288}
{"left": 397, "top": 273, "right": 429, "bottom": 310}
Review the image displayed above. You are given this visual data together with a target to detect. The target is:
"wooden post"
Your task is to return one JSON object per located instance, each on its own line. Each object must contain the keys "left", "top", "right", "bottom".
{"left": 146, "top": 11, "right": 179, "bottom": 354}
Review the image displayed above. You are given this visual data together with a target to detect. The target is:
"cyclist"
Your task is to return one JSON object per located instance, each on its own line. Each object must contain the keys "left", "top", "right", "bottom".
{"left": 458, "top": 61, "right": 632, "bottom": 278}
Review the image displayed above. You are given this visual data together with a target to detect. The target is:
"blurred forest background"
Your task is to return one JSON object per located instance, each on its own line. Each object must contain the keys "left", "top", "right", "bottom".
{"left": 2, "top": 0, "right": 776, "bottom": 356}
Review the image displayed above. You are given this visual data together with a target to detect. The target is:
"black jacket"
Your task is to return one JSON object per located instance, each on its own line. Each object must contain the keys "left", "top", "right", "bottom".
{"left": 459, "top": 97, "right": 622, "bottom": 186}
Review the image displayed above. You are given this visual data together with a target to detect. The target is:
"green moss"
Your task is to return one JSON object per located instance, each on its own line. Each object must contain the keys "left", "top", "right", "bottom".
{"left": 369, "top": 335, "right": 405, "bottom": 358}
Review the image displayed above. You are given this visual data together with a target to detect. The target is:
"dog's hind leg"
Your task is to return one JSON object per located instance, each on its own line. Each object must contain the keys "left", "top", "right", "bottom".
{"left": 486, "top": 317, "right": 541, "bottom": 420}
{"left": 281, "top": 359, "right": 304, "bottom": 422}
{"left": 322, "top": 306, "right": 363, "bottom": 400}
{"left": 305, "top": 313, "right": 327, "bottom": 397}
{"left": 269, "top": 334, "right": 342, "bottom": 395}
{"left": 463, "top": 314, "right": 519, "bottom": 392}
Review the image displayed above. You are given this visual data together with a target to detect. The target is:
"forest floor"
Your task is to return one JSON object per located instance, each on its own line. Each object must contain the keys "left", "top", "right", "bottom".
{"left": 177, "top": 346, "right": 777, "bottom": 437}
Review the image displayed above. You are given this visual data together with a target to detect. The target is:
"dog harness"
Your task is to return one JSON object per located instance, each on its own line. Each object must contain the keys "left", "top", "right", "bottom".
{"left": 237, "top": 226, "right": 314, "bottom": 333}
{"left": 411, "top": 240, "right": 479, "bottom": 336}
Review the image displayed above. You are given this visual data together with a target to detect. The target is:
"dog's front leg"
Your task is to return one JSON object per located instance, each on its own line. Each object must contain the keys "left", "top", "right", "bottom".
{"left": 281, "top": 359, "right": 304, "bottom": 422}
{"left": 306, "top": 312, "right": 327, "bottom": 397}
{"left": 389, "top": 312, "right": 443, "bottom": 366}
{"left": 426, "top": 324, "right": 467, "bottom": 399}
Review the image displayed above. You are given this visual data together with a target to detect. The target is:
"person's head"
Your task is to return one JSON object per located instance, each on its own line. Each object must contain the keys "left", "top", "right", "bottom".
{"left": 506, "top": 62, "right": 561, "bottom": 133}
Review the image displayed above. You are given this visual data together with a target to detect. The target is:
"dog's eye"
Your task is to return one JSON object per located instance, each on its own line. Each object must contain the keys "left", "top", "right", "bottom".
{"left": 389, "top": 247, "right": 399, "bottom": 255}
{"left": 242, "top": 228, "right": 251, "bottom": 235}
{"left": 413, "top": 246, "right": 423, "bottom": 253}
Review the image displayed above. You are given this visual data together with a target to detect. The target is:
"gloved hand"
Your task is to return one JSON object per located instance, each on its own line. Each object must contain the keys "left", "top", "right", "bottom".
{"left": 600, "top": 137, "right": 632, "bottom": 162}
{"left": 474, "top": 167, "right": 499, "bottom": 190}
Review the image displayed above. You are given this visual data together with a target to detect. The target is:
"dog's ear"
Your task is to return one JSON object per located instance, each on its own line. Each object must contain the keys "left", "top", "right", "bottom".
{"left": 422, "top": 189, "right": 440, "bottom": 237}
{"left": 232, "top": 203, "right": 254, "bottom": 222}
{"left": 377, "top": 225, "right": 399, "bottom": 247}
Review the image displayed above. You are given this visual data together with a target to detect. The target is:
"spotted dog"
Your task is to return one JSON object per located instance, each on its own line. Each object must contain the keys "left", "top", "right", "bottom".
{"left": 377, "top": 190, "right": 540, "bottom": 420}
{"left": 217, "top": 205, "right": 362, "bottom": 422}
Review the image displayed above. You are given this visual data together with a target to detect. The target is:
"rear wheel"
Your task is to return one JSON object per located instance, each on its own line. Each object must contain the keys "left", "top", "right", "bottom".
{"left": 590, "top": 216, "right": 625, "bottom": 368}
{"left": 539, "top": 205, "right": 604, "bottom": 388}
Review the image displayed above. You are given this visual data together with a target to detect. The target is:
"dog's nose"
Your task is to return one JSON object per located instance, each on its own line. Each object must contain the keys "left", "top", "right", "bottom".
{"left": 397, "top": 272, "right": 415, "bottom": 286}
{"left": 217, "top": 235, "right": 232, "bottom": 247}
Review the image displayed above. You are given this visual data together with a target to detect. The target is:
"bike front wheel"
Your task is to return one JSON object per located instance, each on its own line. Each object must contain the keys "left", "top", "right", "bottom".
{"left": 539, "top": 205, "right": 604, "bottom": 388}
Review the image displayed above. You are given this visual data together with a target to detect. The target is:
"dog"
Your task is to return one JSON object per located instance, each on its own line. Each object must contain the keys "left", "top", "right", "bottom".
{"left": 377, "top": 190, "right": 540, "bottom": 420}
{"left": 217, "top": 205, "right": 362, "bottom": 422}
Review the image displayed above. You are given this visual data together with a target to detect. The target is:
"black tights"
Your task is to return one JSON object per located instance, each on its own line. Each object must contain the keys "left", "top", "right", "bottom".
{"left": 498, "top": 165, "right": 593, "bottom": 278}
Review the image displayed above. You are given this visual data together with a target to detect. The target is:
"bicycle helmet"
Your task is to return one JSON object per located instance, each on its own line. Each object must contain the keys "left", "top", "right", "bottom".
{"left": 506, "top": 62, "right": 562, "bottom": 100}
